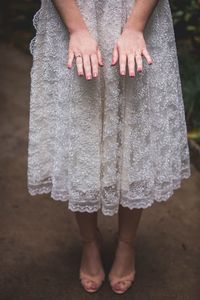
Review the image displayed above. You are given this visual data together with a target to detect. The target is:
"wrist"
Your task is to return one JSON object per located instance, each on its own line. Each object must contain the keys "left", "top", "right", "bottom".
{"left": 66, "top": 21, "right": 88, "bottom": 35}
{"left": 123, "top": 19, "right": 145, "bottom": 34}
{"left": 69, "top": 27, "right": 89, "bottom": 36}
{"left": 68, "top": 27, "right": 88, "bottom": 35}
{"left": 122, "top": 24, "right": 144, "bottom": 35}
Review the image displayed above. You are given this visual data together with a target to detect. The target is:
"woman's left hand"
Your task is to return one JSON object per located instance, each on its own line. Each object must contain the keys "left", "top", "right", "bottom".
{"left": 111, "top": 28, "right": 153, "bottom": 77}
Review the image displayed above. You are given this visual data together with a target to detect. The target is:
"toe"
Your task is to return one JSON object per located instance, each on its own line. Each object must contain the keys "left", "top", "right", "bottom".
{"left": 114, "top": 281, "right": 126, "bottom": 291}
{"left": 82, "top": 279, "right": 97, "bottom": 290}
{"left": 112, "top": 280, "right": 132, "bottom": 293}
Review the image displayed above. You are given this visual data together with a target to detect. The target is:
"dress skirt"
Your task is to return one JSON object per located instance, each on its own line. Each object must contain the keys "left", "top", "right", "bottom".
{"left": 27, "top": 0, "right": 191, "bottom": 216}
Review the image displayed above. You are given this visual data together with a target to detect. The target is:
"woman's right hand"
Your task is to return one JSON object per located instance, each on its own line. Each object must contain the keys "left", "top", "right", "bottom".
{"left": 67, "top": 29, "right": 103, "bottom": 80}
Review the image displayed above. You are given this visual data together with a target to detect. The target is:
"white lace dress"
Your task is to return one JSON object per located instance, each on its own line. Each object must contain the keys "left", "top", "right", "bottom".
{"left": 27, "top": 0, "right": 191, "bottom": 216}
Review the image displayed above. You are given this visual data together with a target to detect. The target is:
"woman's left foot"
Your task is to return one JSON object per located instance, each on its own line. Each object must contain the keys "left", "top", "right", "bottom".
{"left": 108, "top": 238, "right": 136, "bottom": 294}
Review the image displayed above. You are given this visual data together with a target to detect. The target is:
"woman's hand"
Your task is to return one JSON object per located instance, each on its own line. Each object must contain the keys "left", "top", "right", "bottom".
{"left": 67, "top": 29, "right": 103, "bottom": 80}
{"left": 111, "top": 28, "right": 153, "bottom": 77}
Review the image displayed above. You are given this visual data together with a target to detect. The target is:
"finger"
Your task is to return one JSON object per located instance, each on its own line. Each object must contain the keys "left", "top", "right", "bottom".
{"left": 135, "top": 51, "right": 143, "bottom": 72}
{"left": 111, "top": 44, "right": 118, "bottom": 66}
{"left": 127, "top": 53, "right": 135, "bottom": 77}
{"left": 90, "top": 53, "right": 98, "bottom": 77}
{"left": 67, "top": 49, "right": 74, "bottom": 68}
{"left": 119, "top": 52, "right": 127, "bottom": 75}
{"left": 142, "top": 48, "right": 153, "bottom": 65}
{"left": 75, "top": 56, "right": 84, "bottom": 76}
{"left": 97, "top": 48, "right": 103, "bottom": 66}
{"left": 83, "top": 54, "right": 92, "bottom": 80}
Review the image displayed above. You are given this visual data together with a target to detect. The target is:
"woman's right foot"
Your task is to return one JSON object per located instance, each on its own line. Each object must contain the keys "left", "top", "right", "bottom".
{"left": 79, "top": 230, "right": 105, "bottom": 293}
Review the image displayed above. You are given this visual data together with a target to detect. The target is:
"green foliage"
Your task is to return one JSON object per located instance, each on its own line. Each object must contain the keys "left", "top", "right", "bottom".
{"left": 171, "top": 0, "right": 200, "bottom": 48}
{"left": 178, "top": 44, "right": 200, "bottom": 140}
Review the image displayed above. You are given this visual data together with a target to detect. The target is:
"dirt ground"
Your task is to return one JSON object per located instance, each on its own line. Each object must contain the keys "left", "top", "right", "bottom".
{"left": 0, "top": 42, "right": 200, "bottom": 300}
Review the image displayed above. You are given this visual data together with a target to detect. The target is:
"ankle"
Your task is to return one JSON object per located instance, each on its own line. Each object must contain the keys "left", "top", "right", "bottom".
{"left": 118, "top": 237, "right": 135, "bottom": 248}
{"left": 81, "top": 238, "right": 96, "bottom": 243}
{"left": 81, "top": 238, "right": 102, "bottom": 254}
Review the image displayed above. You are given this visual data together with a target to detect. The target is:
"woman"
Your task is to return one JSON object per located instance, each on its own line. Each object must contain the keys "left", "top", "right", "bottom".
{"left": 28, "top": 0, "right": 191, "bottom": 294}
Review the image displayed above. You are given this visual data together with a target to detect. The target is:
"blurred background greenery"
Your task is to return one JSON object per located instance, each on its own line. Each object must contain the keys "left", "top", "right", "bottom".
{"left": 0, "top": 0, "right": 200, "bottom": 143}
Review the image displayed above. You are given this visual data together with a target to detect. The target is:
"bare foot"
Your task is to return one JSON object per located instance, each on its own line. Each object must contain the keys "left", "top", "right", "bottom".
{"left": 108, "top": 239, "right": 136, "bottom": 293}
{"left": 79, "top": 238, "right": 105, "bottom": 292}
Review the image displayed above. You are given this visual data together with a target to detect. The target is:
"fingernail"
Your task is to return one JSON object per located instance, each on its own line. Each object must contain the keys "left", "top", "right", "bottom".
{"left": 93, "top": 72, "right": 97, "bottom": 77}
{"left": 121, "top": 71, "right": 125, "bottom": 75}
{"left": 138, "top": 68, "right": 142, "bottom": 72}
{"left": 87, "top": 75, "right": 92, "bottom": 80}
{"left": 130, "top": 72, "right": 135, "bottom": 77}
{"left": 67, "top": 64, "right": 71, "bottom": 68}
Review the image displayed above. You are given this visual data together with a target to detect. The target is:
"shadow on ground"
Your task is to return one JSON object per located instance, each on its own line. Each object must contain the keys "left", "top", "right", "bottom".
{"left": 0, "top": 42, "right": 200, "bottom": 300}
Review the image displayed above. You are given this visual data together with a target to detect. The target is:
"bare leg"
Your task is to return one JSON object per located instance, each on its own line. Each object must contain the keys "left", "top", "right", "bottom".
{"left": 118, "top": 205, "right": 143, "bottom": 244}
{"left": 74, "top": 211, "right": 105, "bottom": 292}
{"left": 75, "top": 211, "right": 98, "bottom": 242}
{"left": 108, "top": 205, "right": 143, "bottom": 293}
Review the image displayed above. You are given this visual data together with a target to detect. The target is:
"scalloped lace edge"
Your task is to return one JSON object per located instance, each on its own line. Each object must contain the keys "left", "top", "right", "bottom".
{"left": 29, "top": 6, "right": 43, "bottom": 55}
{"left": 27, "top": 171, "right": 191, "bottom": 216}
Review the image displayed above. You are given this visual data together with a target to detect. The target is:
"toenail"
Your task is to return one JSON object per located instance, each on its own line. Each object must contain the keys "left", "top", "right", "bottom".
{"left": 88, "top": 281, "right": 96, "bottom": 288}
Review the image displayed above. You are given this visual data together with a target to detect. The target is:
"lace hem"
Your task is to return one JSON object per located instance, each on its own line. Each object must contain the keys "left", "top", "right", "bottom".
{"left": 27, "top": 169, "right": 191, "bottom": 216}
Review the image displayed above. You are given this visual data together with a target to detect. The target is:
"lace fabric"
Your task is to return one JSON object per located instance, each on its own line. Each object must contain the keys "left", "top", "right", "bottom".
{"left": 27, "top": 0, "right": 191, "bottom": 216}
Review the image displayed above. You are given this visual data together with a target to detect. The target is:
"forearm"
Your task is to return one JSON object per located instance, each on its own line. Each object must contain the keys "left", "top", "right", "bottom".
{"left": 123, "top": 0, "right": 160, "bottom": 32}
{"left": 52, "top": 0, "right": 88, "bottom": 33}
